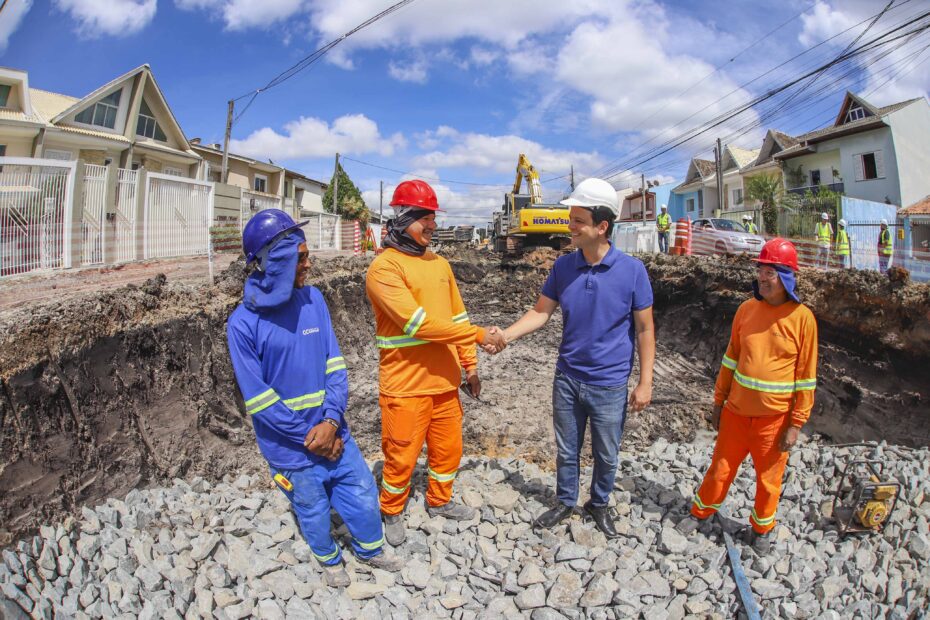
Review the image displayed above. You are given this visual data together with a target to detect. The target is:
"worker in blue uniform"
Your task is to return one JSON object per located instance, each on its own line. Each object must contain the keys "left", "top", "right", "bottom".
{"left": 226, "top": 209, "right": 402, "bottom": 587}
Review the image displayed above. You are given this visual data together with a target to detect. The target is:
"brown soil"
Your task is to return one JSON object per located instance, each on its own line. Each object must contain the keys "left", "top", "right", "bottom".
{"left": 0, "top": 248, "right": 927, "bottom": 542}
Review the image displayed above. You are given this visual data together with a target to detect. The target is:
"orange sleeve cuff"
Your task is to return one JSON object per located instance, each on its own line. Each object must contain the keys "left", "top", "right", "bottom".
{"left": 474, "top": 326, "right": 486, "bottom": 344}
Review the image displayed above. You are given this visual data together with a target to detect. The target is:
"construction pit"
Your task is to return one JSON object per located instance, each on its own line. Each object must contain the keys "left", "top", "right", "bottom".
{"left": 1, "top": 249, "right": 929, "bottom": 619}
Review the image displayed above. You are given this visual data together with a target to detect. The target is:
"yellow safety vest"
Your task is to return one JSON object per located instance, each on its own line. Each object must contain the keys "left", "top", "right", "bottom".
{"left": 746, "top": 222, "right": 758, "bottom": 234}
{"left": 879, "top": 228, "right": 893, "bottom": 256}
{"left": 835, "top": 229, "right": 849, "bottom": 256}
{"left": 816, "top": 222, "right": 832, "bottom": 246}
{"left": 657, "top": 213, "right": 671, "bottom": 232}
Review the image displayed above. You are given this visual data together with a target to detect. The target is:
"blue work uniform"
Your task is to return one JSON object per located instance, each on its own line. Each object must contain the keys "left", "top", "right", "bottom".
{"left": 226, "top": 238, "right": 384, "bottom": 565}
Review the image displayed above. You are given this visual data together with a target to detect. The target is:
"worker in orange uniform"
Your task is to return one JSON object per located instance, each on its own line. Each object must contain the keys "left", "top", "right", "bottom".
{"left": 366, "top": 179, "right": 505, "bottom": 546}
{"left": 690, "top": 238, "right": 818, "bottom": 554}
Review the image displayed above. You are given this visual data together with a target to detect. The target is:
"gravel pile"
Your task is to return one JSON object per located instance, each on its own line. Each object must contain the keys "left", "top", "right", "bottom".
{"left": 2, "top": 439, "right": 928, "bottom": 620}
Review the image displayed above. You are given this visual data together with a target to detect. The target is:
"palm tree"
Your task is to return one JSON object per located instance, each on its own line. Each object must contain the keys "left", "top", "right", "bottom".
{"left": 744, "top": 174, "right": 782, "bottom": 235}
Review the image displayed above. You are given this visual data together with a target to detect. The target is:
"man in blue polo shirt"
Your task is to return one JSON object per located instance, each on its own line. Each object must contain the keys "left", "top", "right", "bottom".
{"left": 493, "top": 178, "right": 656, "bottom": 538}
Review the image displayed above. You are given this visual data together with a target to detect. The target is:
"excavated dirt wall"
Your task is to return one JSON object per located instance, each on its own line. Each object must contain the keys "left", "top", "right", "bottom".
{"left": 1, "top": 250, "right": 928, "bottom": 542}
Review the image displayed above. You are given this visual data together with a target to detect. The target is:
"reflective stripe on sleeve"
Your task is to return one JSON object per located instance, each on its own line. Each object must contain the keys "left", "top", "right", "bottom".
{"left": 376, "top": 335, "right": 428, "bottom": 349}
{"left": 794, "top": 378, "right": 817, "bottom": 392}
{"left": 721, "top": 355, "right": 737, "bottom": 370}
{"left": 403, "top": 307, "right": 426, "bottom": 337}
{"left": 245, "top": 388, "right": 280, "bottom": 415}
{"left": 326, "top": 356, "right": 347, "bottom": 374}
{"left": 452, "top": 311, "right": 469, "bottom": 324}
{"left": 283, "top": 390, "right": 326, "bottom": 411}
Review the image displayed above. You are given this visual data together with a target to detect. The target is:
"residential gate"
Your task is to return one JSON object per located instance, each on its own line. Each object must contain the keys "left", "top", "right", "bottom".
{"left": 114, "top": 168, "right": 139, "bottom": 263}
{"left": 143, "top": 172, "right": 214, "bottom": 259}
{"left": 0, "top": 157, "right": 76, "bottom": 277}
{"left": 81, "top": 163, "right": 108, "bottom": 265}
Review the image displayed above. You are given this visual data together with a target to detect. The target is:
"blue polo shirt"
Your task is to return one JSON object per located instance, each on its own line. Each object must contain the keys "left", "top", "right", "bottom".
{"left": 541, "top": 244, "right": 653, "bottom": 386}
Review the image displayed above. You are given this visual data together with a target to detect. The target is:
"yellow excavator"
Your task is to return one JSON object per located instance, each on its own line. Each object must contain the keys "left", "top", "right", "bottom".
{"left": 491, "top": 154, "right": 570, "bottom": 253}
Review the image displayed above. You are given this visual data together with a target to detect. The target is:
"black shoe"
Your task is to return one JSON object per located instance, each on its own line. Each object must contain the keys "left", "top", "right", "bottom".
{"left": 583, "top": 500, "right": 619, "bottom": 539}
{"left": 533, "top": 503, "right": 574, "bottom": 529}
{"left": 750, "top": 530, "right": 772, "bottom": 555}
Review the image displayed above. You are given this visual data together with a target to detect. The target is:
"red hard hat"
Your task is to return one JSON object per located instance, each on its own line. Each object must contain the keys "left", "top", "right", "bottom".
{"left": 390, "top": 179, "right": 439, "bottom": 211}
{"left": 755, "top": 237, "right": 799, "bottom": 271}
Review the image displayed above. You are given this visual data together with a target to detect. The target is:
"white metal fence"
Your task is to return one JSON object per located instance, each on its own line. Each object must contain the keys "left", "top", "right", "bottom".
{"left": 114, "top": 168, "right": 139, "bottom": 263}
{"left": 241, "top": 191, "right": 282, "bottom": 227}
{"left": 81, "top": 163, "right": 108, "bottom": 266}
{"left": 144, "top": 173, "right": 214, "bottom": 259}
{"left": 303, "top": 212, "right": 341, "bottom": 250}
{"left": 0, "top": 157, "right": 76, "bottom": 277}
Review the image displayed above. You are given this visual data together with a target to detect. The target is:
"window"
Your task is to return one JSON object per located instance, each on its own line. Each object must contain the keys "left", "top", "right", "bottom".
{"left": 686, "top": 198, "right": 695, "bottom": 213}
{"left": 254, "top": 174, "right": 268, "bottom": 193}
{"left": 207, "top": 164, "right": 222, "bottom": 183}
{"left": 74, "top": 90, "right": 121, "bottom": 129}
{"left": 845, "top": 106, "right": 866, "bottom": 123}
{"left": 855, "top": 151, "right": 884, "bottom": 181}
{"left": 136, "top": 100, "right": 167, "bottom": 141}
{"left": 0, "top": 145, "right": 6, "bottom": 156}
{"left": 164, "top": 166, "right": 184, "bottom": 177}
{"left": 0, "top": 84, "right": 10, "bottom": 108}
{"left": 284, "top": 180, "right": 291, "bottom": 197}
{"left": 733, "top": 188, "right": 743, "bottom": 205}
{"left": 810, "top": 169, "right": 821, "bottom": 186}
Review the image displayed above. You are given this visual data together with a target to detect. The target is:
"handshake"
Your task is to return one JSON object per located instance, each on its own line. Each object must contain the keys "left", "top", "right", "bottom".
{"left": 480, "top": 326, "right": 508, "bottom": 355}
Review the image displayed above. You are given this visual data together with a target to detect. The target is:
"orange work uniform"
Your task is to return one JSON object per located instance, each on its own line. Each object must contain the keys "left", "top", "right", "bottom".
{"left": 365, "top": 248, "right": 486, "bottom": 515}
{"left": 691, "top": 297, "right": 818, "bottom": 533}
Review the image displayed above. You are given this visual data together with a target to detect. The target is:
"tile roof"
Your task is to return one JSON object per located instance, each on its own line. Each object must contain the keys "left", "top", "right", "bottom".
{"left": 29, "top": 88, "right": 78, "bottom": 123}
{"left": 776, "top": 98, "right": 923, "bottom": 158}
{"left": 693, "top": 158, "right": 715, "bottom": 177}
{"left": 728, "top": 146, "right": 761, "bottom": 168}
{"left": 0, "top": 108, "right": 43, "bottom": 124}
{"left": 900, "top": 195, "right": 930, "bottom": 216}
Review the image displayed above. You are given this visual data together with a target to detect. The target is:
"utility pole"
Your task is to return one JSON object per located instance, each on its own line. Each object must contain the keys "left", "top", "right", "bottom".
{"left": 570, "top": 165, "right": 575, "bottom": 191}
{"left": 715, "top": 137, "right": 724, "bottom": 217}
{"left": 332, "top": 152, "right": 340, "bottom": 214}
{"left": 221, "top": 100, "right": 234, "bottom": 183}
{"left": 379, "top": 180, "right": 383, "bottom": 223}
{"left": 641, "top": 173, "right": 647, "bottom": 223}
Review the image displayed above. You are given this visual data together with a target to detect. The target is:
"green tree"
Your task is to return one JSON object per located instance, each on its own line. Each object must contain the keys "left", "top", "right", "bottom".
{"left": 744, "top": 174, "right": 782, "bottom": 235}
{"left": 323, "top": 163, "right": 370, "bottom": 225}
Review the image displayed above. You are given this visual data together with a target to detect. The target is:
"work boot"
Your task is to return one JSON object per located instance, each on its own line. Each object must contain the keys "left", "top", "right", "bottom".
{"left": 322, "top": 562, "right": 350, "bottom": 588}
{"left": 357, "top": 549, "right": 404, "bottom": 572}
{"left": 750, "top": 530, "right": 772, "bottom": 555}
{"left": 383, "top": 513, "right": 406, "bottom": 546}
{"left": 583, "top": 500, "right": 619, "bottom": 539}
{"left": 427, "top": 502, "right": 476, "bottom": 521}
{"left": 533, "top": 503, "right": 574, "bottom": 530}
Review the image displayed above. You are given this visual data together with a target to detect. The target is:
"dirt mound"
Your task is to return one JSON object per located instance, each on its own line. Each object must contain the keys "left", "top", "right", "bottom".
{"left": 1, "top": 251, "right": 928, "bottom": 542}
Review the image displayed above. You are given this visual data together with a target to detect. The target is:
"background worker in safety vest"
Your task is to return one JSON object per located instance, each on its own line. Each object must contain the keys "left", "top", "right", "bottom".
{"left": 227, "top": 209, "right": 402, "bottom": 587}
{"left": 814, "top": 212, "right": 833, "bottom": 270}
{"left": 690, "top": 238, "right": 818, "bottom": 554}
{"left": 366, "top": 180, "right": 505, "bottom": 546}
{"left": 878, "top": 219, "right": 893, "bottom": 273}
{"left": 488, "top": 178, "right": 656, "bottom": 539}
{"left": 742, "top": 214, "right": 758, "bottom": 235}
{"left": 656, "top": 205, "right": 671, "bottom": 253}
{"left": 835, "top": 219, "right": 851, "bottom": 269}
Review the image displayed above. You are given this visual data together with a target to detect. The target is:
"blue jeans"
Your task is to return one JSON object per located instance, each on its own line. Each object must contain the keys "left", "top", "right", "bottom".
{"left": 657, "top": 231, "right": 669, "bottom": 253}
{"left": 552, "top": 370, "right": 629, "bottom": 507}
{"left": 270, "top": 436, "right": 383, "bottom": 565}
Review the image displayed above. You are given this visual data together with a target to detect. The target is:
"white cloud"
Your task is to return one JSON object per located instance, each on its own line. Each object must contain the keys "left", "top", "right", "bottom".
{"left": 54, "top": 0, "right": 156, "bottom": 37}
{"left": 797, "top": 1, "right": 930, "bottom": 107}
{"left": 0, "top": 0, "right": 32, "bottom": 53}
{"left": 230, "top": 113, "right": 406, "bottom": 159}
{"left": 413, "top": 128, "right": 603, "bottom": 177}
{"left": 175, "top": 0, "right": 306, "bottom": 30}
{"left": 388, "top": 59, "right": 428, "bottom": 83}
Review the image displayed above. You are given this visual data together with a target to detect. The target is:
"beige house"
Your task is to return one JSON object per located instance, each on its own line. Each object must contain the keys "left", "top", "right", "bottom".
{"left": 0, "top": 65, "right": 200, "bottom": 175}
{"left": 285, "top": 169, "right": 327, "bottom": 216}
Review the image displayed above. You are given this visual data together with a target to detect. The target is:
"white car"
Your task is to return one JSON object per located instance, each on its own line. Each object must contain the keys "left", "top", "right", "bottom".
{"left": 691, "top": 218, "right": 765, "bottom": 256}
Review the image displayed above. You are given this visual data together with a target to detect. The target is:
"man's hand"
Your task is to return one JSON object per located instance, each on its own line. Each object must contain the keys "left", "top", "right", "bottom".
{"left": 480, "top": 326, "right": 507, "bottom": 354}
{"left": 628, "top": 381, "right": 652, "bottom": 412}
{"left": 710, "top": 404, "right": 722, "bottom": 430}
{"left": 779, "top": 425, "right": 800, "bottom": 452}
{"left": 304, "top": 421, "right": 338, "bottom": 458}
{"left": 327, "top": 437, "right": 344, "bottom": 461}
{"left": 464, "top": 369, "right": 481, "bottom": 398}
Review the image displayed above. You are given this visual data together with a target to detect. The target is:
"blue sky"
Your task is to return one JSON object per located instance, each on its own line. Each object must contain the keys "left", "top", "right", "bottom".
{"left": 3, "top": 0, "right": 930, "bottom": 223}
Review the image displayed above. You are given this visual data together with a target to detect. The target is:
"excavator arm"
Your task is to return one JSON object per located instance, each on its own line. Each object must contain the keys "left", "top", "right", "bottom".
{"left": 515, "top": 153, "right": 543, "bottom": 205}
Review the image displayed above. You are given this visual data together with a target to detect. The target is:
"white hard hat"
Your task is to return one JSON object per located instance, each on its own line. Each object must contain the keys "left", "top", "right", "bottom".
{"left": 560, "top": 178, "right": 619, "bottom": 216}
{"left": 881, "top": 218, "right": 888, "bottom": 226}
{"left": 661, "top": 204, "right": 667, "bottom": 210}
{"left": 821, "top": 212, "right": 829, "bottom": 219}
{"left": 742, "top": 214, "right": 752, "bottom": 220}
{"left": 838, "top": 219, "right": 847, "bottom": 227}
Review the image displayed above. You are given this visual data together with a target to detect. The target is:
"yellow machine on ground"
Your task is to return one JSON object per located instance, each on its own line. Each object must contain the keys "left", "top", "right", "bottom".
{"left": 831, "top": 458, "right": 900, "bottom": 535}
{"left": 491, "top": 154, "right": 570, "bottom": 253}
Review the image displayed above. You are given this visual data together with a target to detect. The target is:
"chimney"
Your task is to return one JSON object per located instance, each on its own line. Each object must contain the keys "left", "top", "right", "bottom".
{"left": 190, "top": 137, "right": 201, "bottom": 145}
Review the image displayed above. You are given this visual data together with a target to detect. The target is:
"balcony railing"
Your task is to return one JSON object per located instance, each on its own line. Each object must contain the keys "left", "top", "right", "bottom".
{"left": 786, "top": 182, "right": 844, "bottom": 196}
